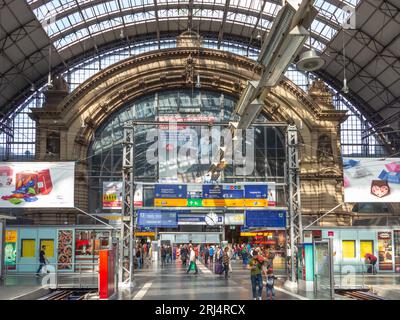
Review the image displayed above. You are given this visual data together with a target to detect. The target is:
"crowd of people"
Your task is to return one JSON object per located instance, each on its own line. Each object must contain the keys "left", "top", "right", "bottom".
{"left": 135, "top": 242, "right": 153, "bottom": 269}
{"left": 178, "top": 242, "right": 279, "bottom": 300}
{"left": 135, "top": 241, "right": 279, "bottom": 300}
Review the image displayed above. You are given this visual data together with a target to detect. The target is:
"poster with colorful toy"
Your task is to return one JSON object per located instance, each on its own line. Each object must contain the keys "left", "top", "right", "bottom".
{"left": 343, "top": 157, "right": 400, "bottom": 202}
{"left": 0, "top": 162, "right": 74, "bottom": 207}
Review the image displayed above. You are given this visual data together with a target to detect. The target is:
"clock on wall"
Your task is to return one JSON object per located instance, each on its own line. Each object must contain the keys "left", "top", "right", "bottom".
{"left": 205, "top": 212, "right": 218, "bottom": 226}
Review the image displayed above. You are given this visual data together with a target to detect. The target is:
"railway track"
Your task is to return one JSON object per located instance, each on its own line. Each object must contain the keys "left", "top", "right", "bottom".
{"left": 39, "top": 290, "right": 96, "bottom": 300}
{"left": 337, "top": 289, "right": 384, "bottom": 300}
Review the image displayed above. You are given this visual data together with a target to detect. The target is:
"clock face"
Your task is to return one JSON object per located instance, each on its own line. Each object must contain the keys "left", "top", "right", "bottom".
{"left": 205, "top": 213, "right": 218, "bottom": 226}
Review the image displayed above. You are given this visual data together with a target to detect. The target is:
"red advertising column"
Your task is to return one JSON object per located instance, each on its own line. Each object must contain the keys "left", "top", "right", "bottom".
{"left": 99, "top": 249, "right": 116, "bottom": 299}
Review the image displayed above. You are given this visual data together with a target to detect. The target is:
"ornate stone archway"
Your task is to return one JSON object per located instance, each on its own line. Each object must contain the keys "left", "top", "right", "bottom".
{"left": 31, "top": 46, "right": 350, "bottom": 225}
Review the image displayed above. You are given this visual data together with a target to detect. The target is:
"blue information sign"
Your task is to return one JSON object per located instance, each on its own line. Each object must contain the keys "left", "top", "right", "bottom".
{"left": 202, "top": 185, "right": 223, "bottom": 198}
{"left": 245, "top": 210, "right": 286, "bottom": 228}
{"left": 155, "top": 184, "right": 187, "bottom": 198}
{"left": 137, "top": 210, "right": 178, "bottom": 228}
{"left": 178, "top": 214, "right": 223, "bottom": 224}
{"left": 222, "top": 185, "right": 244, "bottom": 199}
{"left": 244, "top": 185, "right": 268, "bottom": 199}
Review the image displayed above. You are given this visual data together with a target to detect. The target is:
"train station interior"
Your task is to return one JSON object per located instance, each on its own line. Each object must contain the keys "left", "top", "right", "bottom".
{"left": 0, "top": 0, "right": 399, "bottom": 301}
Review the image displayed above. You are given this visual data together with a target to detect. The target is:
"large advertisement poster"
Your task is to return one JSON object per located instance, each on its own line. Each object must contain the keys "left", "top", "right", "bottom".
{"left": 343, "top": 158, "right": 400, "bottom": 202}
{"left": 57, "top": 229, "right": 73, "bottom": 270}
{"left": 4, "top": 230, "right": 17, "bottom": 270}
{"left": 0, "top": 162, "right": 74, "bottom": 208}
{"left": 102, "top": 182, "right": 122, "bottom": 209}
{"left": 378, "top": 231, "right": 393, "bottom": 271}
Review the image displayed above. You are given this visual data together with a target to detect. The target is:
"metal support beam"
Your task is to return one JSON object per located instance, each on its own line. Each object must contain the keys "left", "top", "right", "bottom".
{"left": 119, "top": 126, "right": 135, "bottom": 288}
{"left": 121, "top": 120, "right": 301, "bottom": 291}
{"left": 217, "top": 0, "right": 231, "bottom": 49}
{"left": 285, "top": 125, "right": 302, "bottom": 284}
{"left": 188, "top": 0, "right": 194, "bottom": 31}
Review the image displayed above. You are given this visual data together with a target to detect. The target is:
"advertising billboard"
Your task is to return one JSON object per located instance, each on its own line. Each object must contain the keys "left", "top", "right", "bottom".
{"left": 0, "top": 162, "right": 74, "bottom": 208}
{"left": 343, "top": 158, "right": 400, "bottom": 202}
{"left": 102, "top": 182, "right": 143, "bottom": 209}
{"left": 102, "top": 182, "right": 122, "bottom": 209}
{"left": 378, "top": 231, "right": 393, "bottom": 271}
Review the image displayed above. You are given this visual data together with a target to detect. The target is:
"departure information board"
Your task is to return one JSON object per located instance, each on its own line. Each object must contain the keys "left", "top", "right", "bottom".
{"left": 153, "top": 184, "right": 276, "bottom": 207}
{"left": 245, "top": 210, "right": 286, "bottom": 228}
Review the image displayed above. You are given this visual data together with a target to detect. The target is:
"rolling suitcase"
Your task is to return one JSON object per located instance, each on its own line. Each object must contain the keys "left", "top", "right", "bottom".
{"left": 215, "top": 261, "right": 223, "bottom": 274}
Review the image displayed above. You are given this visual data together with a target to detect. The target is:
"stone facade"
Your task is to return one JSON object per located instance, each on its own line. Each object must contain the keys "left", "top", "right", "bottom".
{"left": 30, "top": 47, "right": 351, "bottom": 226}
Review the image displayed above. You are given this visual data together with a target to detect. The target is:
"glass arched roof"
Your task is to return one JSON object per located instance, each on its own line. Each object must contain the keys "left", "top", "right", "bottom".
{"left": 27, "top": 0, "right": 358, "bottom": 52}
{"left": 3, "top": 0, "right": 399, "bottom": 155}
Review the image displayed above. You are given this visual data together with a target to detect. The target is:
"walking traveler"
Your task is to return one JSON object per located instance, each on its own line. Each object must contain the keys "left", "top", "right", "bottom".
{"left": 204, "top": 245, "right": 210, "bottom": 265}
{"left": 248, "top": 251, "right": 265, "bottom": 300}
{"left": 265, "top": 268, "right": 278, "bottom": 300}
{"left": 161, "top": 245, "right": 167, "bottom": 267}
{"left": 186, "top": 246, "right": 198, "bottom": 274}
{"left": 36, "top": 245, "right": 49, "bottom": 277}
{"left": 222, "top": 247, "right": 231, "bottom": 279}
{"left": 209, "top": 245, "right": 215, "bottom": 264}
{"left": 181, "top": 244, "right": 189, "bottom": 266}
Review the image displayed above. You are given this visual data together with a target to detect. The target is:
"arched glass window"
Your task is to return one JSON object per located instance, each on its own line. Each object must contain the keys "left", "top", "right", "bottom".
{"left": 88, "top": 89, "right": 285, "bottom": 212}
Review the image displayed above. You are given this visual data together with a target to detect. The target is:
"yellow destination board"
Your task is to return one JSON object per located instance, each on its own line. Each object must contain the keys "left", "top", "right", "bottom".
{"left": 240, "top": 232, "right": 274, "bottom": 237}
{"left": 154, "top": 198, "right": 188, "bottom": 207}
{"left": 135, "top": 232, "right": 155, "bottom": 237}
{"left": 202, "top": 199, "right": 245, "bottom": 207}
{"left": 244, "top": 199, "right": 268, "bottom": 207}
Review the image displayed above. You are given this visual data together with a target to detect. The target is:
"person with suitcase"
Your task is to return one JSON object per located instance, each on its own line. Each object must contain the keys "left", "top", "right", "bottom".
{"left": 214, "top": 246, "right": 223, "bottom": 275}
{"left": 36, "top": 245, "right": 49, "bottom": 277}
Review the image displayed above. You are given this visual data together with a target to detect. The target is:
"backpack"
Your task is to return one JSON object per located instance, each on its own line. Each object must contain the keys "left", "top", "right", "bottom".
{"left": 136, "top": 250, "right": 141, "bottom": 258}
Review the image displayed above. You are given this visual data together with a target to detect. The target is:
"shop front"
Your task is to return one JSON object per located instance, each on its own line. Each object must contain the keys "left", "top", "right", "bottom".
{"left": 75, "top": 229, "right": 111, "bottom": 271}
{"left": 239, "top": 229, "right": 286, "bottom": 270}
{"left": 3, "top": 225, "right": 112, "bottom": 273}
{"left": 308, "top": 227, "right": 400, "bottom": 273}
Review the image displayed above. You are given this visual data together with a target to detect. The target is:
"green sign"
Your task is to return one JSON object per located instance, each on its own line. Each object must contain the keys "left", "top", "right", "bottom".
{"left": 4, "top": 242, "right": 16, "bottom": 269}
{"left": 187, "top": 199, "right": 202, "bottom": 207}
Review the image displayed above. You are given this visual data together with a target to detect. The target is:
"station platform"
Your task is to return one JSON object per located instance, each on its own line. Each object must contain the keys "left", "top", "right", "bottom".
{"left": 0, "top": 271, "right": 97, "bottom": 300}
{"left": 2, "top": 261, "right": 399, "bottom": 300}
{"left": 364, "top": 274, "right": 400, "bottom": 300}
{"left": 0, "top": 276, "right": 51, "bottom": 300}
{"left": 118, "top": 258, "right": 349, "bottom": 300}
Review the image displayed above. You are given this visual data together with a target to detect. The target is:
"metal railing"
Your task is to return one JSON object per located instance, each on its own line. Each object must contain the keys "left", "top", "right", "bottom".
{"left": 3, "top": 263, "right": 99, "bottom": 290}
